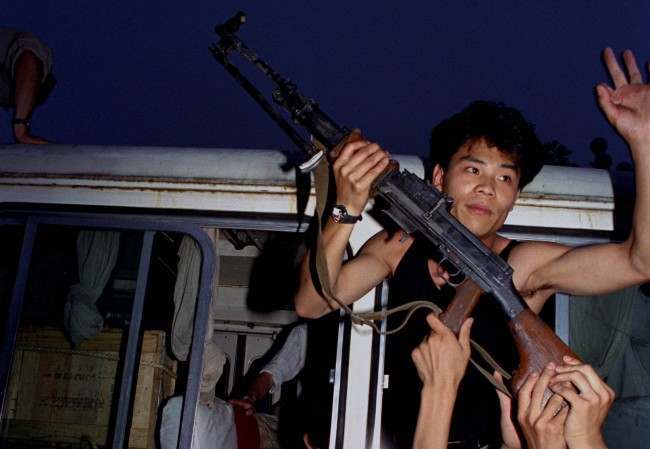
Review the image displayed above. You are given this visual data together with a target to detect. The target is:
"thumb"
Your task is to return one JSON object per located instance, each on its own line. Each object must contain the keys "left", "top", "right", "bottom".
{"left": 458, "top": 318, "right": 473, "bottom": 353}
{"left": 425, "top": 312, "right": 450, "bottom": 335}
{"left": 596, "top": 84, "right": 621, "bottom": 124}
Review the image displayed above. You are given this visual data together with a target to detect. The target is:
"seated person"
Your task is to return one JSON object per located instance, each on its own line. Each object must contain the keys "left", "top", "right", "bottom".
{"left": 412, "top": 313, "right": 614, "bottom": 449}
{"left": 0, "top": 28, "right": 54, "bottom": 144}
{"left": 160, "top": 323, "right": 307, "bottom": 449}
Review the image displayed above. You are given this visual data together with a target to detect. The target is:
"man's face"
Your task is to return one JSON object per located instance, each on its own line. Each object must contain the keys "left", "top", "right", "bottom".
{"left": 432, "top": 138, "right": 520, "bottom": 241}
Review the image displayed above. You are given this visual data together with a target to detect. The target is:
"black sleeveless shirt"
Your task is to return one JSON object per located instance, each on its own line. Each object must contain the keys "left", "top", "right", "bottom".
{"left": 382, "top": 239, "right": 520, "bottom": 449}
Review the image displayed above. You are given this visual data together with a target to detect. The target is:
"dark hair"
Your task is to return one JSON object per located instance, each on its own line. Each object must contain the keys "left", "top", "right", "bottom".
{"left": 429, "top": 101, "right": 543, "bottom": 189}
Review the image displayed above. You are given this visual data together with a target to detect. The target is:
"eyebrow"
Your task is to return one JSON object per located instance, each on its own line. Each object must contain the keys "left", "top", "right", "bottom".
{"left": 459, "top": 155, "right": 517, "bottom": 171}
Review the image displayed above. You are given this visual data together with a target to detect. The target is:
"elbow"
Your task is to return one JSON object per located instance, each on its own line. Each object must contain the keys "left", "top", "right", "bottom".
{"left": 630, "top": 250, "right": 650, "bottom": 281}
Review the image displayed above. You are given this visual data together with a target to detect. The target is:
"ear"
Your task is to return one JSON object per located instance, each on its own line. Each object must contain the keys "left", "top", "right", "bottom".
{"left": 432, "top": 164, "right": 445, "bottom": 191}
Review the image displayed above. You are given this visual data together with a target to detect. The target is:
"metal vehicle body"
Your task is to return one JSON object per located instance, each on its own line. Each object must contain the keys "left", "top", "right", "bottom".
{"left": 0, "top": 145, "right": 614, "bottom": 449}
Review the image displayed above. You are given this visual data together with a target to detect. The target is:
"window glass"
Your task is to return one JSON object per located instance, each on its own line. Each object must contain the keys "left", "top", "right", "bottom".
{"left": 0, "top": 225, "right": 182, "bottom": 449}
{"left": 0, "top": 225, "right": 24, "bottom": 341}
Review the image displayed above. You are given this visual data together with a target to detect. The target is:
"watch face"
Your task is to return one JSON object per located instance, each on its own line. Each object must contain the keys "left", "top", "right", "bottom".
{"left": 332, "top": 206, "right": 345, "bottom": 223}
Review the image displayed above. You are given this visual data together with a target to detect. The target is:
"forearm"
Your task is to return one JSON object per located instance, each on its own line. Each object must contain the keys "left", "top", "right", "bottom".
{"left": 294, "top": 218, "right": 355, "bottom": 317}
{"left": 413, "top": 385, "right": 457, "bottom": 449}
{"left": 628, "top": 144, "right": 650, "bottom": 276}
{"left": 567, "top": 435, "right": 608, "bottom": 449}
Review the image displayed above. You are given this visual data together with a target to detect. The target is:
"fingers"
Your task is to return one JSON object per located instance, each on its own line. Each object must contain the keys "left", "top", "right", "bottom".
{"left": 335, "top": 142, "right": 388, "bottom": 182}
{"left": 427, "top": 259, "right": 450, "bottom": 290}
{"left": 549, "top": 381, "right": 582, "bottom": 408}
{"left": 554, "top": 357, "right": 614, "bottom": 402}
{"left": 516, "top": 371, "right": 538, "bottom": 422}
{"left": 357, "top": 153, "right": 391, "bottom": 186}
{"left": 332, "top": 138, "right": 390, "bottom": 211}
{"left": 425, "top": 312, "right": 451, "bottom": 335}
{"left": 457, "top": 317, "right": 473, "bottom": 354}
{"left": 603, "top": 47, "right": 628, "bottom": 89}
{"left": 596, "top": 83, "right": 620, "bottom": 124}
{"left": 538, "top": 392, "right": 565, "bottom": 422}
{"left": 531, "top": 363, "right": 555, "bottom": 412}
{"left": 411, "top": 346, "right": 430, "bottom": 383}
{"left": 623, "top": 49, "right": 643, "bottom": 84}
{"left": 549, "top": 401, "right": 569, "bottom": 427}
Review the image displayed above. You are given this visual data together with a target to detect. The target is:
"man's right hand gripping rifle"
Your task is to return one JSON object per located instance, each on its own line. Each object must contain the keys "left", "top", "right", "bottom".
{"left": 294, "top": 131, "right": 410, "bottom": 319}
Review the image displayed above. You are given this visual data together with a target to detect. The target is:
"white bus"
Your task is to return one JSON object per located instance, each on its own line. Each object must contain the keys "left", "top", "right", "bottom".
{"left": 0, "top": 145, "right": 621, "bottom": 449}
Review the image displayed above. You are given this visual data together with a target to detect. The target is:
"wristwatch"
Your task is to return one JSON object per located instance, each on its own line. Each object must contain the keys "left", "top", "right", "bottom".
{"left": 331, "top": 204, "right": 362, "bottom": 224}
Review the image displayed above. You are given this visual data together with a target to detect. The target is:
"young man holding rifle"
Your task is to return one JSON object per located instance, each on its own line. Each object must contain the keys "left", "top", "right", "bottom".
{"left": 294, "top": 48, "right": 650, "bottom": 448}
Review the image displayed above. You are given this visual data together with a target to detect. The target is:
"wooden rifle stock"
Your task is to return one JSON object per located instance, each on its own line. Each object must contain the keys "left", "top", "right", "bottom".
{"left": 509, "top": 309, "right": 580, "bottom": 396}
{"left": 441, "top": 281, "right": 580, "bottom": 401}
{"left": 439, "top": 279, "right": 483, "bottom": 335}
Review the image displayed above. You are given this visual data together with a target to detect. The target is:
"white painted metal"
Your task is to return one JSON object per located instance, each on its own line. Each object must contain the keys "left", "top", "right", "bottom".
{"left": 0, "top": 145, "right": 616, "bottom": 448}
{"left": 0, "top": 147, "right": 613, "bottom": 233}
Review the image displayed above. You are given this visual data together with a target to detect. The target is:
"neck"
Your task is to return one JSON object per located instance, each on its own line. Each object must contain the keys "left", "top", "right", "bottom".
{"left": 481, "top": 233, "right": 509, "bottom": 254}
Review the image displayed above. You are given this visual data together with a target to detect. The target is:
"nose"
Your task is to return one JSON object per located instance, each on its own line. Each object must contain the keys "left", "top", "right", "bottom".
{"left": 475, "top": 176, "right": 495, "bottom": 196}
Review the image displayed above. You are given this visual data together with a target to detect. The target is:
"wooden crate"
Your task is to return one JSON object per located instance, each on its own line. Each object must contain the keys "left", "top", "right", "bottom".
{"left": 3, "top": 328, "right": 177, "bottom": 449}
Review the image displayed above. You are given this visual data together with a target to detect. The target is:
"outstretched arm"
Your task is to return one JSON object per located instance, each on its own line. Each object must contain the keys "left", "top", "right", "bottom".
{"left": 512, "top": 48, "right": 650, "bottom": 311}
{"left": 412, "top": 314, "right": 472, "bottom": 449}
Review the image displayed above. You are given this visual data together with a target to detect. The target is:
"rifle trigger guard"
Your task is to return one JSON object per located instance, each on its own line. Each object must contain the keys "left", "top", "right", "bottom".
{"left": 299, "top": 150, "right": 325, "bottom": 172}
{"left": 438, "top": 253, "right": 465, "bottom": 288}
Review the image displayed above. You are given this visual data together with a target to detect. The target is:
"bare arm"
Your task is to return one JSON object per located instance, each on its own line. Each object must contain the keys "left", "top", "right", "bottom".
{"left": 412, "top": 315, "right": 472, "bottom": 449}
{"left": 509, "top": 49, "right": 650, "bottom": 311}
{"left": 295, "top": 227, "right": 412, "bottom": 317}
{"left": 294, "top": 133, "right": 405, "bottom": 318}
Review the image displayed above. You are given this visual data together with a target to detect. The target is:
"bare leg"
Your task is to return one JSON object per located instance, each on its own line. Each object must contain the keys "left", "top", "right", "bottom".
{"left": 12, "top": 50, "right": 48, "bottom": 144}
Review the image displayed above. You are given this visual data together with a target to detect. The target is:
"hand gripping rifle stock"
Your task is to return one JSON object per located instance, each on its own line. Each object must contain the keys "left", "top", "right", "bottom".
{"left": 211, "top": 12, "right": 580, "bottom": 399}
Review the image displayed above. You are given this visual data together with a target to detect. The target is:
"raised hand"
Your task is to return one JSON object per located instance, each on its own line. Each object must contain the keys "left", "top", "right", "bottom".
{"left": 549, "top": 356, "right": 614, "bottom": 449}
{"left": 331, "top": 130, "right": 390, "bottom": 216}
{"left": 598, "top": 48, "right": 650, "bottom": 150}
{"left": 411, "top": 314, "right": 472, "bottom": 449}
{"left": 411, "top": 314, "right": 472, "bottom": 390}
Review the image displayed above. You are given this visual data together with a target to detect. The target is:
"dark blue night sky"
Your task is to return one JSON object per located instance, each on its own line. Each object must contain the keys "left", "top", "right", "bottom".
{"left": 3, "top": 1, "right": 649, "bottom": 167}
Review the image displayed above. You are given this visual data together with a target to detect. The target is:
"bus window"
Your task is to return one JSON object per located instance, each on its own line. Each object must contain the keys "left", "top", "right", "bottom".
{"left": 0, "top": 225, "right": 182, "bottom": 449}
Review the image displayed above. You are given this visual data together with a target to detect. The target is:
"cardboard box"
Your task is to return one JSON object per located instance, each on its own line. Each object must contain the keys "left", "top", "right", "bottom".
{"left": 3, "top": 328, "right": 176, "bottom": 449}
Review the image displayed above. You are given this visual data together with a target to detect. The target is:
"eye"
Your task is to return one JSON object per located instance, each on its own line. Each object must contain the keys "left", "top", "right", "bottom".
{"left": 465, "top": 166, "right": 479, "bottom": 175}
{"left": 498, "top": 174, "right": 512, "bottom": 183}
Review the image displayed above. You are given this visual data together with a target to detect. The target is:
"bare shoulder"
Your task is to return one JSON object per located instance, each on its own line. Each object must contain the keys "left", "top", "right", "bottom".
{"left": 506, "top": 240, "right": 572, "bottom": 311}
{"left": 358, "top": 229, "right": 414, "bottom": 275}
{"left": 507, "top": 240, "right": 572, "bottom": 270}
{"left": 507, "top": 240, "right": 572, "bottom": 280}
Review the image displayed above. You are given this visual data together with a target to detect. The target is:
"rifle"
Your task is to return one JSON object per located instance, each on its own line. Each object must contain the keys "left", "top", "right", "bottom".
{"left": 210, "top": 12, "right": 579, "bottom": 396}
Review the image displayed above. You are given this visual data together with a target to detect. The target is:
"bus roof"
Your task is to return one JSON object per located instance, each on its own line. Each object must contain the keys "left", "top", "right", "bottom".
{"left": 0, "top": 145, "right": 613, "bottom": 231}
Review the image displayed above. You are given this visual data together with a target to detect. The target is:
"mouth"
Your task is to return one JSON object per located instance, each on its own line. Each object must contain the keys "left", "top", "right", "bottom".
{"left": 465, "top": 203, "right": 492, "bottom": 215}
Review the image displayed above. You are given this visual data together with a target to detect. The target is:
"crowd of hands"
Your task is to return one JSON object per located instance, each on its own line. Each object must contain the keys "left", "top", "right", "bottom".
{"left": 412, "top": 314, "right": 614, "bottom": 449}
